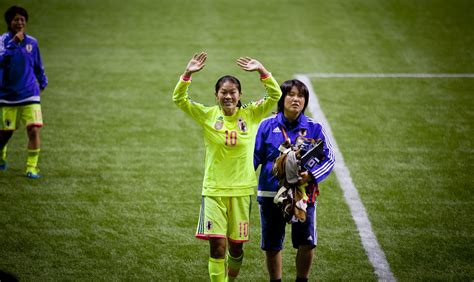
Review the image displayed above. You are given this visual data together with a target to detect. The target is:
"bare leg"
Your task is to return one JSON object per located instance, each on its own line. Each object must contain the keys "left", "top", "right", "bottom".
{"left": 296, "top": 245, "right": 314, "bottom": 279}
{"left": 266, "top": 250, "right": 282, "bottom": 280}
{"left": 26, "top": 126, "right": 40, "bottom": 149}
{"left": 210, "top": 237, "right": 227, "bottom": 259}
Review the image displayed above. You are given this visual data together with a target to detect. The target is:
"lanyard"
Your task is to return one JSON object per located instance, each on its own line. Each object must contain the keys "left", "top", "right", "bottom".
{"left": 279, "top": 126, "right": 291, "bottom": 144}
{"left": 278, "top": 126, "right": 292, "bottom": 154}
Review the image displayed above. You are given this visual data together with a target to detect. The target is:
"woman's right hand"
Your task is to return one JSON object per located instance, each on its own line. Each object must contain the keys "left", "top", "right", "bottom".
{"left": 183, "top": 52, "right": 207, "bottom": 77}
{"left": 13, "top": 31, "right": 24, "bottom": 43}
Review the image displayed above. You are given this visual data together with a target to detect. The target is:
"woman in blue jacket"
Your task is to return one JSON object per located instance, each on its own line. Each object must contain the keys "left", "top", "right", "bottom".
{"left": 0, "top": 6, "right": 48, "bottom": 178}
{"left": 254, "top": 79, "right": 335, "bottom": 281}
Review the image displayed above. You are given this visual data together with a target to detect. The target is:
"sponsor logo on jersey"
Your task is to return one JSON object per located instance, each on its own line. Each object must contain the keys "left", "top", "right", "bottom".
{"left": 272, "top": 127, "right": 281, "bottom": 133}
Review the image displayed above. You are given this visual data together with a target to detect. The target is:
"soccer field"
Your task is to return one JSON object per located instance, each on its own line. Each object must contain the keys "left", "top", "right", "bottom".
{"left": 0, "top": 0, "right": 473, "bottom": 280}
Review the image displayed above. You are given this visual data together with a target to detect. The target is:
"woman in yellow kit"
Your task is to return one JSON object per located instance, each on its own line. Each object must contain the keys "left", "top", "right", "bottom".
{"left": 173, "top": 52, "right": 281, "bottom": 281}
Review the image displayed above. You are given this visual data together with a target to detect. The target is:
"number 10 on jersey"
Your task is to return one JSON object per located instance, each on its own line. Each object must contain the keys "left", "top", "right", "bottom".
{"left": 225, "top": 130, "right": 237, "bottom": 146}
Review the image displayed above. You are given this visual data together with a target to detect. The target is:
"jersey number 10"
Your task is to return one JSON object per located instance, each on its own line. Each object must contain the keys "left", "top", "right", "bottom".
{"left": 225, "top": 130, "right": 238, "bottom": 146}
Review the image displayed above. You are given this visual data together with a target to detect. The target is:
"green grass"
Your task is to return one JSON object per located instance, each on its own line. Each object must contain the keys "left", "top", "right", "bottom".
{"left": 315, "top": 78, "right": 473, "bottom": 280}
{"left": 0, "top": 0, "right": 473, "bottom": 280}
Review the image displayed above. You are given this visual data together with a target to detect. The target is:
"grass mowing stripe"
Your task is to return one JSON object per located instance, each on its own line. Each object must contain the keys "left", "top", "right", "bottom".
{"left": 295, "top": 74, "right": 396, "bottom": 281}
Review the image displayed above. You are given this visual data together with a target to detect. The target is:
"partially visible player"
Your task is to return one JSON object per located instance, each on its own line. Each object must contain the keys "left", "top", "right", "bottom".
{"left": 172, "top": 52, "right": 281, "bottom": 281}
{"left": 254, "top": 79, "right": 335, "bottom": 281}
{"left": 0, "top": 5, "right": 48, "bottom": 178}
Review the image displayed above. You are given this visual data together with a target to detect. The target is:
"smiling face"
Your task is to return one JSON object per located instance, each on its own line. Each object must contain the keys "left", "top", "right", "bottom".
{"left": 216, "top": 81, "right": 241, "bottom": 116}
{"left": 9, "top": 13, "right": 26, "bottom": 33}
{"left": 283, "top": 86, "right": 306, "bottom": 120}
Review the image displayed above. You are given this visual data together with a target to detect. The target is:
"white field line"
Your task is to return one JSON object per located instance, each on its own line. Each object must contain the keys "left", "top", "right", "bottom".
{"left": 295, "top": 74, "right": 396, "bottom": 282}
{"left": 301, "top": 73, "right": 474, "bottom": 78}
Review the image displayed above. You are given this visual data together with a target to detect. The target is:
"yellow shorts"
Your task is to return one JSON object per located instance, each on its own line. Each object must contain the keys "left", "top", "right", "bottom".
{"left": 196, "top": 195, "right": 251, "bottom": 243}
{"left": 0, "top": 104, "right": 43, "bottom": 130}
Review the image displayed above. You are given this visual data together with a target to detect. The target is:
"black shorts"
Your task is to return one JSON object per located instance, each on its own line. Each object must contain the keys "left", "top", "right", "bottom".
{"left": 259, "top": 202, "right": 317, "bottom": 250}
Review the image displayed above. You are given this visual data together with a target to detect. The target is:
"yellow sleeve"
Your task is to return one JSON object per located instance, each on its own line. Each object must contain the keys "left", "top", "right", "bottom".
{"left": 245, "top": 74, "right": 282, "bottom": 121}
{"left": 172, "top": 77, "right": 211, "bottom": 125}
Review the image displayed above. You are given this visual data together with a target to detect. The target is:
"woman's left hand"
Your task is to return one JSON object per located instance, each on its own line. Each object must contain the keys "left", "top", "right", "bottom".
{"left": 236, "top": 57, "right": 262, "bottom": 71}
{"left": 236, "top": 57, "right": 269, "bottom": 77}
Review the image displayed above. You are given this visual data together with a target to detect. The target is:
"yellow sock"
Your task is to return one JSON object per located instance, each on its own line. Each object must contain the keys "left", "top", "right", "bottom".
{"left": 26, "top": 148, "right": 40, "bottom": 172}
{"left": 209, "top": 257, "right": 225, "bottom": 282}
{"left": 0, "top": 145, "right": 6, "bottom": 164}
{"left": 226, "top": 252, "right": 243, "bottom": 281}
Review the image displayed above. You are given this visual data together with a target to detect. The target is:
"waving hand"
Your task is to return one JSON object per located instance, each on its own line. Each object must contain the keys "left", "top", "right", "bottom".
{"left": 236, "top": 57, "right": 270, "bottom": 77}
{"left": 184, "top": 52, "right": 207, "bottom": 77}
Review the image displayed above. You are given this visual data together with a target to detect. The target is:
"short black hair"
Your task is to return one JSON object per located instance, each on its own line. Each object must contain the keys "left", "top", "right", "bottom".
{"left": 277, "top": 79, "right": 309, "bottom": 114}
{"left": 4, "top": 6, "right": 28, "bottom": 31}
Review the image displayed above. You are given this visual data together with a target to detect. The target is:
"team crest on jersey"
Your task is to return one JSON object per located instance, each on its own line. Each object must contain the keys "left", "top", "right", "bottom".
{"left": 214, "top": 116, "right": 224, "bottom": 130}
{"left": 206, "top": 220, "right": 213, "bottom": 231}
{"left": 26, "top": 44, "right": 33, "bottom": 53}
{"left": 238, "top": 118, "right": 247, "bottom": 132}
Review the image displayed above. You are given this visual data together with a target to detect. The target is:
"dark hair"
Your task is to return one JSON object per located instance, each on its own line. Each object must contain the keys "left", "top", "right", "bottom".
{"left": 215, "top": 75, "right": 242, "bottom": 108}
{"left": 277, "top": 79, "right": 309, "bottom": 114}
{"left": 4, "top": 6, "right": 28, "bottom": 31}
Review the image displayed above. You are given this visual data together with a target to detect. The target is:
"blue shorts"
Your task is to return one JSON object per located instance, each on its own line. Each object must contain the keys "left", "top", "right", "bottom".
{"left": 259, "top": 202, "right": 317, "bottom": 250}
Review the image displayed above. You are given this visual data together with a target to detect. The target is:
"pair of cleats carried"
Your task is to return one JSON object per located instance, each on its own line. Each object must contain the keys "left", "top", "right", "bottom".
{"left": 0, "top": 162, "right": 41, "bottom": 179}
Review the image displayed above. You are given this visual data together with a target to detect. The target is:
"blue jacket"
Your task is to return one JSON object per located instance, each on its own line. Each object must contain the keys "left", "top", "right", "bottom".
{"left": 254, "top": 112, "right": 335, "bottom": 204}
{"left": 0, "top": 32, "right": 48, "bottom": 105}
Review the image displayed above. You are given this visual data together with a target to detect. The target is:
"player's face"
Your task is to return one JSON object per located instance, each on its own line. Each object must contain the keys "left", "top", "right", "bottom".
{"left": 10, "top": 14, "right": 26, "bottom": 33}
{"left": 284, "top": 86, "right": 305, "bottom": 116}
{"left": 216, "top": 81, "right": 241, "bottom": 116}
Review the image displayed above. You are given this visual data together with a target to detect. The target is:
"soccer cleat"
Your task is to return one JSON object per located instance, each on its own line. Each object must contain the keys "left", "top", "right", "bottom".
{"left": 25, "top": 167, "right": 41, "bottom": 179}
{"left": 26, "top": 171, "right": 41, "bottom": 179}
{"left": 295, "top": 199, "right": 308, "bottom": 211}
{"left": 273, "top": 186, "right": 288, "bottom": 204}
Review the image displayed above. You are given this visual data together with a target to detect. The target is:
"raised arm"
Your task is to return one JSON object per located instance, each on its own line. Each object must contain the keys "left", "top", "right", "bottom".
{"left": 236, "top": 57, "right": 281, "bottom": 120}
{"left": 173, "top": 52, "right": 211, "bottom": 125}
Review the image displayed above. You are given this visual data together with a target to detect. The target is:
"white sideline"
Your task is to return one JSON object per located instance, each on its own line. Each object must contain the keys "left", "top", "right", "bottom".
{"left": 302, "top": 73, "right": 474, "bottom": 78}
{"left": 295, "top": 74, "right": 397, "bottom": 282}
